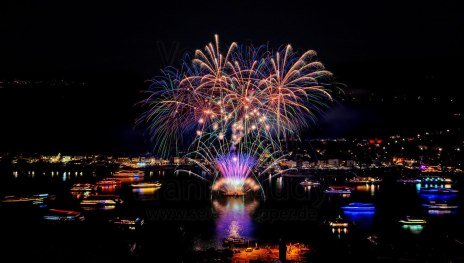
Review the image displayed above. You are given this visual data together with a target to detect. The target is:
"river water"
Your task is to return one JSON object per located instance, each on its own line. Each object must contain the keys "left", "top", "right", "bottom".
{"left": 1, "top": 167, "right": 463, "bottom": 262}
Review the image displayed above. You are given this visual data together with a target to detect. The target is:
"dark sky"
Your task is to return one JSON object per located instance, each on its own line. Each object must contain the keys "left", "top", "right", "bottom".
{"left": 0, "top": 0, "right": 462, "bottom": 154}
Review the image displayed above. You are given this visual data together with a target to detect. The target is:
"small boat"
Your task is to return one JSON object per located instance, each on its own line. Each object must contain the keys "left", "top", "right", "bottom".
{"left": 131, "top": 182, "right": 161, "bottom": 189}
{"left": 1, "top": 193, "right": 49, "bottom": 206}
{"left": 109, "top": 216, "right": 144, "bottom": 231}
{"left": 300, "top": 179, "right": 321, "bottom": 187}
{"left": 348, "top": 177, "right": 382, "bottom": 184}
{"left": 43, "top": 209, "right": 85, "bottom": 222}
{"left": 420, "top": 176, "right": 452, "bottom": 183}
{"left": 80, "top": 195, "right": 123, "bottom": 208}
{"left": 113, "top": 170, "right": 144, "bottom": 178}
{"left": 422, "top": 202, "right": 458, "bottom": 210}
{"left": 324, "top": 186, "right": 352, "bottom": 194}
{"left": 328, "top": 216, "right": 349, "bottom": 228}
{"left": 96, "top": 178, "right": 121, "bottom": 186}
{"left": 341, "top": 202, "right": 375, "bottom": 211}
{"left": 70, "top": 183, "right": 96, "bottom": 192}
{"left": 397, "top": 178, "right": 421, "bottom": 184}
{"left": 399, "top": 216, "right": 427, "bottom": 225}
{"left": 420, "top": 188, "right": 459, "bottom": 194}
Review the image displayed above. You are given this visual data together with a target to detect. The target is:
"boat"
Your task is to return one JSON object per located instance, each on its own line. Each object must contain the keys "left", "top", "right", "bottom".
{"left": 42, "top": 209, "right": 85, "bottom": 222}
{"left": 397, "top": 178, "right": 421, "bottom": 184}
{"left": 70, "top": 183, "right": 96, "bottom": 192}
{"left": 341, "top": 202, "right": 375, "bottom": 211}
{"left": 420, "top": 176, "right": 452, "bottom": 183}
{"left": 420, "top": 188, "right": 459, "bottom": 194}
{"left": 109, "top": 216, "right": 144, "bottom": 231}
{"left": 300, "top": 179, "right": 321, "bottom": 187}
{"left": 422, "top": 202, "right": 458, "bottom": 210}
{"left": 131, "top": 182, "right": 161, "bottom": 189}
{"left": 398, "top": 216, "right": 427, "bottom": 225}
{"left": 80, "top": 195, "right": 123, "bottom": 208}
{"left": 1, "top": 194, "right": 50, "bottom": 207}
{"left": 348, "top": 176, "right": 382, "bottom": 184}
{"left": 96, "top": 178, "right": 121, "bottom": 186}
{"left": 327, "top": 216, "right": 349, "bottom": 228}
{"left": 324, "top": 186, "right": 352, "bottom": 194}
{"left": 113, "top": 170, "right": 144, "bottom": 178}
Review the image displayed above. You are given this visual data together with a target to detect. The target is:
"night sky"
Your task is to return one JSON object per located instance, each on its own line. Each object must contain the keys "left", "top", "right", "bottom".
{"left": 0, "top": 0, "right": 462, "bottom": 154}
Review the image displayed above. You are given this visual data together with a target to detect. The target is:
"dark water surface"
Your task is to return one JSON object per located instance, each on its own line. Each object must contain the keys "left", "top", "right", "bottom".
{"left": 1, "top": 167, "right": 464, "bottom": 262}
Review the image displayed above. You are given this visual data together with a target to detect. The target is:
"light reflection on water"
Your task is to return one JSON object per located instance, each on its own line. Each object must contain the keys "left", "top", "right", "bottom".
{"left": 355, "top": 184, "right": 380, "bottom": 197}
{"left": 421, "top": 183, "right": 452, "bottom": 189}
{"left": 100, "top": 185, "right": 117, "bottom": 193}
{"left": 343, "top": 211, "right": 375, "bottom": 229}
{"left": 212, "top": 197, "right": 259, "bottom": 242}
{"left": 402, "top": 225, "right": 424, "bottom": 235}
{"left": 132, "top": 187, "right": 160, "bottom": 201}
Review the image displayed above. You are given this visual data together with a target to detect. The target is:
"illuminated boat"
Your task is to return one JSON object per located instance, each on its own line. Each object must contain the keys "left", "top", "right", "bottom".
{"left": 420, "top": 188, "right": 459, "bottom": 194}
{"left": 113, "top": 170, "right": 144, "bottom": 177}
{"left": 131, "top": 182, "right": 161, "bottom": 189}
{"left": 70, "top": 183, "right": 96, "bottom": 192}
{"left": 348, "top": 176, "right": 382, "bottom": 184}
{"left": 1, "top": 194, "right": 50, "bottom": 207}
{"left": 324, "top": 186, "right": 352, "bottom": 194}
{"left": 300, "top": 179, "right": 321, "bottom": 187}
{"left": 43, "top": 209, "right": 85, "bottom": 222}
{"left": 96, "top": 178, "right": 121, "bottom": 186}
{"left": 341, "top": 202, "right": 375, "bottom": 211}
{"left": 420, "top": 176, "right": 452, "bottom": 183}
{"left": 398, "top": 216, "right": 427, "bottom": 225}
{"left": 422, "top": 202, "right": 458, "bottom": 210}
{"left": 328, "top": 216, "right": 349, "bottom": 228}
{"left": 397, "top": 177, "right": 421, "bottom": 184}
{"left": 109, "top": 217, "right": 144, "bottom": 231}
{"left": 80, "top": 195, "right": 123, "bottom": 209}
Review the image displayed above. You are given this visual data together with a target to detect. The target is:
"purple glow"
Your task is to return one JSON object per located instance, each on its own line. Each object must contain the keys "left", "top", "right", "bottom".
{"left": 213, "top": 198, "right": 258, "bottom": 241}
{"left": 214, "top": 153, "right": 257, "bottom": 195}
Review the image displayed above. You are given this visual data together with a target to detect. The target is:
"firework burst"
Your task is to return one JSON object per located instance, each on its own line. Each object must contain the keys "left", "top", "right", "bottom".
{"left": 140, "top": 35, "right": 334, "bottom": 197}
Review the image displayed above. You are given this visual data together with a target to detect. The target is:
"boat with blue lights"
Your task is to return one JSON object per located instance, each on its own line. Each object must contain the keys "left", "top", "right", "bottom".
{"left": 420, "top": 188, "right": 459, "bottom": 194}
{"left": 341, "top": 202, "right": 375, "bottom": 211}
